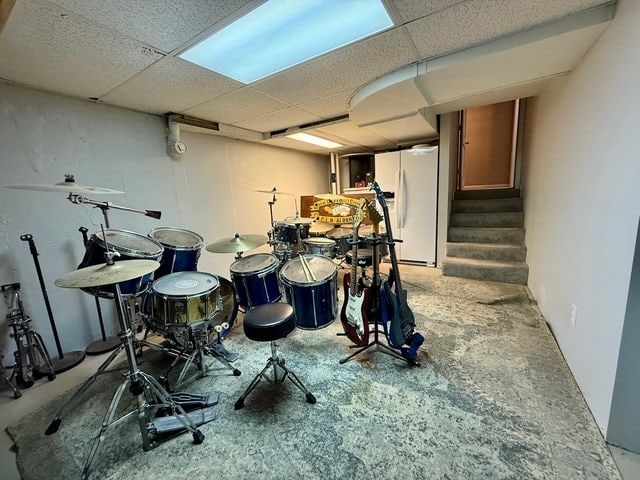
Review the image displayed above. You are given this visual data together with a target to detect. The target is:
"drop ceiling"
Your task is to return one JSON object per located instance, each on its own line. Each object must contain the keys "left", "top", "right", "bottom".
{"left": 0, "top": 0, "right": 614, "bottom": 154}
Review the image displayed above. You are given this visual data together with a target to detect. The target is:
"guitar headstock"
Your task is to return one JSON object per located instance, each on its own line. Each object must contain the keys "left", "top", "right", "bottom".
{"left": 354, "top": 198, "right": 367, "bottom": 229}
{"left": 370, "top": 181, "right": 384, "bottom": 203}
{"left": 366, "top": 200, "right": 383, "bottom": 234}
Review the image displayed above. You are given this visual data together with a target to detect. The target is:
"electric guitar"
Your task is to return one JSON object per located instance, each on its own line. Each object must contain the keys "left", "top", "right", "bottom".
{"left": 371, "top": 181, "right": 424, "bottom": 360}
{"left": 340, "top": 199, "right": 370, "bottom": 346}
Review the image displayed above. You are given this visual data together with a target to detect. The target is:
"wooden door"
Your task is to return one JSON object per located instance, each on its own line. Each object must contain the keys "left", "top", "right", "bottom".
{"left": 461, "top": 100, "right": 517, "bottom": 189}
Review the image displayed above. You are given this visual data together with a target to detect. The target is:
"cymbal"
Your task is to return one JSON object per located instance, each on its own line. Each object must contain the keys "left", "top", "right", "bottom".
{"left": 309, "top": 222, "right": 334, "bottom": 234}
{"left": 314, "top": 193, "right": 347, "bottom": 201}
{"left": 254, "top": 188, "right": 294, "bottom": 196}
{"left": 282, "top": 216, "right": 314, "bottom": 226}
{"left": 6, "top": 175, "right": 124, "bottom": 195}
{"left": 205, "top": 233, "right": 268, "bottom": 254}
{"left": 55, "top": 260, "right": 160, "bottom": 289}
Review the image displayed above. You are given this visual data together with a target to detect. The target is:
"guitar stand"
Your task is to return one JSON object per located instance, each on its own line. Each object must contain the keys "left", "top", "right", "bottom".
{"left": 339, "top": 235, "right": 418, "bottom": 366}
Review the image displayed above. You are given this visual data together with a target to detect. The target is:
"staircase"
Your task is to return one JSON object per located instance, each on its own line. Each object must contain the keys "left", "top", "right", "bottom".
{"left": 442, "top": 188, "right": 529, "bottom": 285}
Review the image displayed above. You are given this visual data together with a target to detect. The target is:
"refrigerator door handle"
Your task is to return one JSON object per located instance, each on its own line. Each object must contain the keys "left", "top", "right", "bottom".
{"left": 396, "top": 166, "right": 402, "bottom": 231}
{"left": 401, "top": 168, "right": 407, "bottom": 229}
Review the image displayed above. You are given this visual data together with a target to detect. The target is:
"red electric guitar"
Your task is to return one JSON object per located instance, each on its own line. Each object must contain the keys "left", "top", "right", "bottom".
{"left": 340, "top": 200, "right": 371, "bottom": 346}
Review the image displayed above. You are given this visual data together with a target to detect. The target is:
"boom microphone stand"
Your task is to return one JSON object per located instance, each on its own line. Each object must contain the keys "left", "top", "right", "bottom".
{"left": 20, "top": 234, "right": 85, "bottom": 373}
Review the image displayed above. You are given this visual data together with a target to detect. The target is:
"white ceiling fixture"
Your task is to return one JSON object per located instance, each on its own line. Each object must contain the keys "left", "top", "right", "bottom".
{"left": 179, "top": 0, "right": 394, "bottom": 84}
{"left": 287, "top": 132, "right": 343, "bottom": 149}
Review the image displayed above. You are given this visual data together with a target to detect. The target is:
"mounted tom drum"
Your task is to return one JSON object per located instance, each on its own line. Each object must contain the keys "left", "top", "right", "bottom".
{"left": 148, "top": 227, "right": 204, "bottom": 278}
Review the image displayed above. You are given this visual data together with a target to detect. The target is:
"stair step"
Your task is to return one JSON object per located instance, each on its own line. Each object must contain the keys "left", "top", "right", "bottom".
{"left": 448, "top": 227, "right": 525, "bottom": 245}
{"left": 452, "top": 197, "right": 523, "bottom": 213}
{"left": 450, "top": 212, "right": 524, "bottom": 228}
{"left": 446, "top": 242, "right": 526, "bottom": 262}
{"left": 442, "top": 257, "right": 529, "bottom": 285}
{"left": 454, "top": 188, "right": 521, "bottom": 200}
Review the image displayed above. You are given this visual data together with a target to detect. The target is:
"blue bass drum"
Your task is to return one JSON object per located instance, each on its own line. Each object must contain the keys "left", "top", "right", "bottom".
{"left": 230, "top": 253, "right": 281, "bottom": 309}
{"left": 280, "top": 254, "right": 337, "bottom": 330}
{"left": 148, "top": 227, "right": 204, "bottom": 278}
{"left": 78, "top": 229, "right": 163, "bottom": 298}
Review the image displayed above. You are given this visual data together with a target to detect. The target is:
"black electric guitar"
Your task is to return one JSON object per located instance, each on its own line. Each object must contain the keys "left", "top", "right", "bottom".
{"left": 340, "top": 199, "right": 370, "bottom": 346}
{"left": 371, "top": 181, "right": 423, "bottom": 357}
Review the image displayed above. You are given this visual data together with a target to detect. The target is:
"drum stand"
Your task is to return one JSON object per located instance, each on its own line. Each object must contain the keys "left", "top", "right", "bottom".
{"left": 339, "top": 235, "right": 418, "bottom": 366}
{"left": 139, "top": 324, "right": 241, "bottom": 391}
{"left": 45, "top": 267, "right": 213, "bottom": 479}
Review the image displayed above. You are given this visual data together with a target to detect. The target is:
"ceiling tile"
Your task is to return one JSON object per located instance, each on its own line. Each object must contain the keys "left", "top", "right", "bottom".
{"left": 252, "top": 27, "right": 419, "bottom": 106}
{"left": 406, "top": 0, "right": 609, "bottom": 60}
{"left": 262, "top": 137, "right": 328, "bottom": 155}
{"left": 46, "top": 0, "right": 252, "bottom": 53}
{"left": 181, "top": 87, "right": 290, "bottom": 124}
{"left": 0, "top": 0, "right": 163, "bottom": 99}
{"left": 234, "top": 107, "right": 321, "bottom": 133}
{"left": 389, "top": 0, "right": 464, "bottom": 24}
{"left": 298, "top": 90, "right": 353, "bottom": 119}
{"left": 100, "top": 57, "right": 242, "bottom": 114}
{"left": 314, "top": 121, "right": 397, "bottom": 150}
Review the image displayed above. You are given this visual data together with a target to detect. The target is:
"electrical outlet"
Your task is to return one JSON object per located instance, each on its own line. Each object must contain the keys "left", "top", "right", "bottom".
{"left": 570, "top": 304, "right": 577, "bottom": 326}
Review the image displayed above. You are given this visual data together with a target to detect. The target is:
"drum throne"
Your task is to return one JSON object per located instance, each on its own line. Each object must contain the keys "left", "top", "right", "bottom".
{"left": 234, "top": 303, "right": 316, "bottom": 409}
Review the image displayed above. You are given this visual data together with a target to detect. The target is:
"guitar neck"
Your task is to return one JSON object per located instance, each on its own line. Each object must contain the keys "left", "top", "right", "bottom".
{"left": 381, "top": 205, "right": 403, "bottom": 294}
{"left": 350, "top": 230, "right": 358, "bottom": 296}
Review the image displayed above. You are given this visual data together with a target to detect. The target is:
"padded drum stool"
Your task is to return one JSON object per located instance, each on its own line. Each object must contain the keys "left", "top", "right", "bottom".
{"left": 234, "top": 303, "right": 316, "bottom": 409}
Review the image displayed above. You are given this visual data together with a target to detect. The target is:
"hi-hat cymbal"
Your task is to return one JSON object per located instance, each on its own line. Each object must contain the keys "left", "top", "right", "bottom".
{"left": 309, "top": 222, "right": 334, "bottom": 234}
{"left": 205, "top": 233, "right": 268, "bottom": 254}
{"left": 314, "top": 193, "right": 347, "bottom": 201}
{"left": 282, "top": 216, "right": 314, "bottom": 226}
{"left": 254, "top": 188, "right": 294, "bottom": 196}
{"left": 6, "top": 175, "right": 124, "bottom": 195}
{"left": 55, "top": 260, "right": 160, "bottom": 289}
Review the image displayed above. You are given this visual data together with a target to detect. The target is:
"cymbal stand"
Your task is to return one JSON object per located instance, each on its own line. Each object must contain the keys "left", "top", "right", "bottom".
{"left": 0, "top": 350, "right": 21, "bottom": 399}
{"left": 19, "top": 234, "right": 86, "bottom": 373}
{"left": 339, "top": 234, "right": 416, "bottom": 366}
{"left": 47, "top": 250, "right": 211, "bottom": 479}
{"left": 79, "top": 227, "right": 121, "bottom": 355}
{"left": 67, "top": 194, "right": 162, "bottom": 228}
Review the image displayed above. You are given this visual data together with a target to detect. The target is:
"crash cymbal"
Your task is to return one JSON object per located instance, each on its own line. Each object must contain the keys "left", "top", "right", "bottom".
{"left": 55, "top": 260, "right": 160, "bottom": 289}
{"left": 326, "top": 226, "right": 354, "bottom": 238}
{"left": 309, "top": 221, "right": 334, "bottom": 234}
{"left": 205, "top": 233, "right": 268, "bottom": 254}
{"left": 282, "top": 216, "right": 314, "bottom": 226}
{"left": 254, "top": 188, "right": 294, "bottom": 196}
{"left": 314, "top": 193, "right": 347, "bottom": 201}
{"left": 6, "top": 174, "right": 124, "bottom": 195}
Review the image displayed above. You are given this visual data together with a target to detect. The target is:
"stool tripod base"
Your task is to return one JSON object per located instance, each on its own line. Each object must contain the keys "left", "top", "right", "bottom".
{"left": 85, "top": 336, "right": 121, "bottom": 355}
{"left": 235, "top": 342, "right": 315, "bottom": 410}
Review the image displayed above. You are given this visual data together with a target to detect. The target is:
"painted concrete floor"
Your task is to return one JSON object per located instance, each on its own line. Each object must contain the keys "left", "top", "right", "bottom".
{"left": 1, "top": 266, "right": 634, "bottom": 479}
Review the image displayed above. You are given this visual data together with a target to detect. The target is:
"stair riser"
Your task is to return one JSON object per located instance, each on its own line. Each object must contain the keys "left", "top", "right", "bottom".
{"left": 448, "top": 228, "right": 524, "bottom": 245}
{"left": 455, "top": 188, "right": 521, "bottom": 200}
{"left": 446, "top": 244, "right": 526, "bottom": 262}
{"left": 450, "top": 212, "right": 524, "bottom": 228}
{"left": 452, "top": 198, "right": 523, "bottom": 213}
{"left": 442, "top": 262, "right": 529, "bottom": 285}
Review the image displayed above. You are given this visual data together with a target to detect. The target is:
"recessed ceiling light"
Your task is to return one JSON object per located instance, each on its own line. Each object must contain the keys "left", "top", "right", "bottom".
{"left": 287, "top": 132, "right": 343, "bottom": 149}
{"left": 179, "top": 0, "right": 394, "bottom": 84}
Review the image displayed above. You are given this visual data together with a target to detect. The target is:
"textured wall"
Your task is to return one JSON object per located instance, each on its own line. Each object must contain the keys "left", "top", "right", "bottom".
{"left": 0, "top": 82, "right": 328, "bottom": 354}
{"left": 520, "top": 0, "right": 640, "bottom": 434}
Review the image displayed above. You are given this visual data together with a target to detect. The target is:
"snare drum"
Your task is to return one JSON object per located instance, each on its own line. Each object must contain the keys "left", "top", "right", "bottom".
{"left": 148, "top": 227, "right": 204, "bottom": 278}
{"left": 302, "top": 237, "right": 336, "bottom": 258}
{"left": 149, "top": 271, "right": 220, "bottom": 330}
{"left": 326, "top": 227, "right": 353, "bottom": 258}
{"left": 78, "top": 229, "right": 163, "bottom": 298}
{"left": 230, "top": 253, "right": 281, "bottom": 309}
{"left": 280, "top": 254, "right": 337, "bottom": 330}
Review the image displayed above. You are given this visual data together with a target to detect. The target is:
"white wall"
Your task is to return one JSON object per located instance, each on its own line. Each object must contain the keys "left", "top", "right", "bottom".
{"left": 520, "top": 0, "right": 640, "bottom": 434}
{"left": 0, "top": 82, "right": 328, "bottom": 354}
{"left": 436, "top": 112, "right": 459, "bottom": 267}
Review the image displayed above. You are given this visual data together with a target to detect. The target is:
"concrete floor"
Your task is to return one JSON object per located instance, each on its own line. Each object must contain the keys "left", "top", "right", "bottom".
{"left": 1, "top": 266, "right": 637, "bottom": 479}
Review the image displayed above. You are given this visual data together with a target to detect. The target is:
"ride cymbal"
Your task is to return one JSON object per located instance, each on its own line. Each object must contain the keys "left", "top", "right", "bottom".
{"left": 254, "top": 188, "right": 294, "bottom": 196}
{"left": 55, "top": 260, "right": 160, "bottom": 289}
{"left": 205, "top": 234, "right": 268, "bottom": 254}
{"left": 309, "top": 222, "right": 334, "bottom": 234}
{"left": 6, "top": 174, "right": 124, "bottom": 195}
{"left": 282, "top": 216, "right": 314, "bottom": 226}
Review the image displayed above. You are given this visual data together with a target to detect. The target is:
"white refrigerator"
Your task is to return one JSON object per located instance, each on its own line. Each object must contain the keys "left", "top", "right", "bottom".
{"left": 374, "top": 147, "right": 438, "bottom": 266}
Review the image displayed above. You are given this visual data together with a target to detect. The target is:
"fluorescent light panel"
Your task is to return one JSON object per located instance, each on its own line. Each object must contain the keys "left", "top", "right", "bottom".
{"left": 288, "top": 133, "right": 343, "bottom": 149}
{"left": 179, "top": 0, "right": 394, "bottom": 84}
